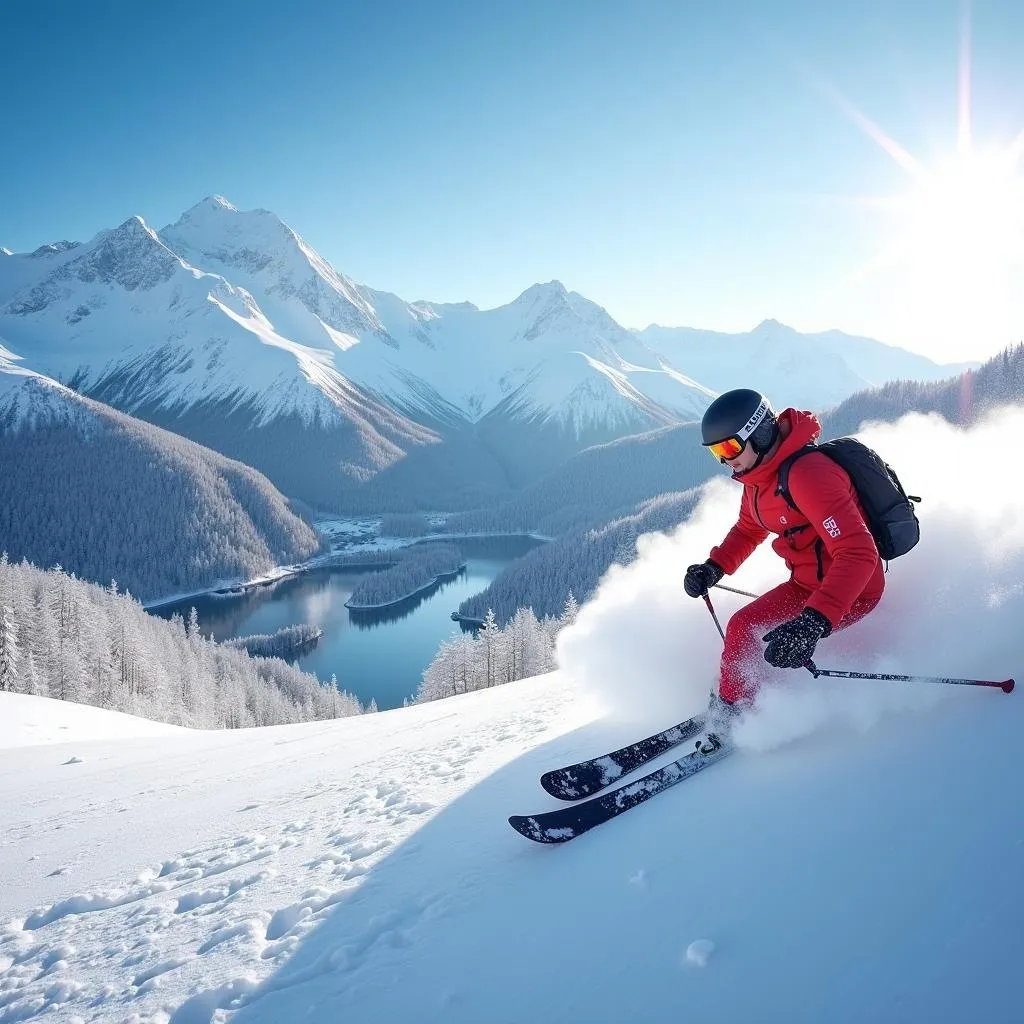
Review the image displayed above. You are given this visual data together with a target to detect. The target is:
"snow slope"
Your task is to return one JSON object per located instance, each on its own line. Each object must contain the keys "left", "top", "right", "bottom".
{"left": 0, "top": 694, "right": 183, "bottom": 750}
{"left": 6, "top": 397, "right": 1024, "bottom": 1024}
{"left": 1, "top": 663, "right": 1020, "bottom": 1024}
{"left": 0, "top": 354, "right": 101, "bottom": 433}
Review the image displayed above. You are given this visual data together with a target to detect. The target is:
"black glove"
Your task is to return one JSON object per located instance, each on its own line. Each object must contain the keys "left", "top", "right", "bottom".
{"left": 762, "top": 608, "right": 832, "bottom": 669}
{"left": 683, "top": 560, "right": 724, "bottom": 599}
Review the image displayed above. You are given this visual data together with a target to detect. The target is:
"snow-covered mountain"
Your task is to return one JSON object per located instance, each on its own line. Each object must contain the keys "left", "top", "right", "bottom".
{"left": 0, "top": 346, "right": 99, "bottom": 433}
{"left": 0, "top": 353, "right": 321, "bottom": 601}
{"left": 0, "top": 211, "right": 445, "bottom": 509}
{"left": 639, "top": 319, "right": 974, "bottom": 410}
{"left": 0, "top": 196, "right": 967, "bottom": 510}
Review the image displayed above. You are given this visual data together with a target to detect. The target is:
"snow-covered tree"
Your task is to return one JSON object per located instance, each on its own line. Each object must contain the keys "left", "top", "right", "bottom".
{"left": 0, "top": 556, "right": 364, "bottom": 728}
{"left": 0, "top": 604, "right": 20, "bottom": 691}
{"left": 416, "top": 601, "right": 561, "bottom": 703}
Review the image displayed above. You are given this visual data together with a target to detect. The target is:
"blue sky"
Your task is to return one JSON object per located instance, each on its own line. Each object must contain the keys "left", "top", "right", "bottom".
{"left": 2, "top": 0, "right": 1023, "bottom": 361}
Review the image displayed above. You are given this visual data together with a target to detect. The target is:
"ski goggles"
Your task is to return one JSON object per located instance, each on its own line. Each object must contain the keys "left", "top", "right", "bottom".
{"left": 705, "top": 436, "right": 746, "bottom": 462}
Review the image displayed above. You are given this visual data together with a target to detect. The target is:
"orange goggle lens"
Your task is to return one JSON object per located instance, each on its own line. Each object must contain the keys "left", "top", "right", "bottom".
{"left": 706, "top": 436, "right": 745, "bottom": 461}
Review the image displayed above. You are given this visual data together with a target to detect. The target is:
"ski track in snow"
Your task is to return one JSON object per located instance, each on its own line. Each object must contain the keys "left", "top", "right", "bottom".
{"left": 0, "top": 686, "right": 568, "bottom": 1024}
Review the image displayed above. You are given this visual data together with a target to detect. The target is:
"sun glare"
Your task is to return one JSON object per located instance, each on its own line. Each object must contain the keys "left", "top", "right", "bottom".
{"left": 882, "top": 144, "right": 1024, "bottom": 357}
{"left": 906, "top": 150, "right": 1024, "bottom": 269}
{"left": 817, "top": 16, "right": 1024, "bottom": 361}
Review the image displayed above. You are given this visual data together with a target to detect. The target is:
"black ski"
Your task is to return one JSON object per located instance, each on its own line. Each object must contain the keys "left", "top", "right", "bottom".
{"left": 510, "top": 736, "right": 732, "bottom": 844}
{"left": 540, "top": 714, "right": 706, "bottom": 801}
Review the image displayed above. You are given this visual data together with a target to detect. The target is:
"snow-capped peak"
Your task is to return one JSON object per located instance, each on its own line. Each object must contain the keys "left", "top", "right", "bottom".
{"left": 160, "top": 197, "right": 387, "bottom": 338}
{"left": 169, "top": 195, "right": 279, "bottom": 241}
{"left": 1, "top": 248, "right": 12, "bottom": 257}
{"left": 103, "top": 215, "right": 165, "bottom": 247}
{"left": 28, "top": 240, "right": 79, "bottom": 259}
{"left": 64, "top": 217, "right": 179, "bottom": 291}
{"left": 510, "top": 280, "right": 570, "bottom": 309}
{"left": 752, "top": 318, "right": 794, "bottom": 335}
{"left": 200, "top": 194, "right": 238, "bottom": 213}
{"left": 165, "top": 196, "right": 296, "bottom": 254}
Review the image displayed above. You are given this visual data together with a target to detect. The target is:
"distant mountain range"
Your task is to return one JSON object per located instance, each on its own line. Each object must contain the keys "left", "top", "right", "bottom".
{"left": 0, "top": 196, "right": 972, "bottom": 512}
{"left": 637, "top": 320, "right": 975, "bottom": 411}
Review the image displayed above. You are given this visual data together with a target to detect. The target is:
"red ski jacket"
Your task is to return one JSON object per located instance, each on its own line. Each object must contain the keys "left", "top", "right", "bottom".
{"left": 709, "top": 408, "right": 885, "bottom": 627}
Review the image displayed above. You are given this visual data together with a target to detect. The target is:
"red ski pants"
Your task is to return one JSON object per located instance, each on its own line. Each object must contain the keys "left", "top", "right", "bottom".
{"left": 719, "top": 580, "right": 881, "bottom": 705}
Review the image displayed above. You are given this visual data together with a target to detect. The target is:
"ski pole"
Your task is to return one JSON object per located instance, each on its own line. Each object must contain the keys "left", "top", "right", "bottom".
{"left": 803, "top": 660, "right": 1014, "bottom": 694}
{"left": 702, "top": 592, "right": 726, "bottom": 641}
{"left": 713, "top": 582, "right": 760, "bottom": 600}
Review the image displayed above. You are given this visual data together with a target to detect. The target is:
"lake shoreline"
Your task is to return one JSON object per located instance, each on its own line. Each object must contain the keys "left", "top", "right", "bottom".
{"left": 148, "top": 535, "right": 546, "bottom": 711}
{"left": 142, "top": 528, "right": 549, "bottom": 614}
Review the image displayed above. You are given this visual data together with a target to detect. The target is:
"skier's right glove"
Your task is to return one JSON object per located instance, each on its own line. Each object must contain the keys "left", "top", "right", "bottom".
{"left": 683, "top": 560, "right": 724, "bottom": 598}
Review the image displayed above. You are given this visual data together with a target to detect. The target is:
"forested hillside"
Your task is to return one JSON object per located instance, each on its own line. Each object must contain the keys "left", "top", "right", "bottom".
{"left": 445, "top": 422, "right": 721, "bottom": 537}
{"left": 0, "top": 373, "right": 323, "bottom": 602}
{"left": 821, "top": 342, "right": 1024, "bottom": 436}
{"left": 456, "top": 489, "right": 703, "bottom": 625}
{"left": 0, "top": 557, "right": 363, "bottom": 727}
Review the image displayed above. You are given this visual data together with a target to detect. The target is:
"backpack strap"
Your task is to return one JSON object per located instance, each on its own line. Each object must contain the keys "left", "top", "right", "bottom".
{"left": 775, "top": 444, "right": 818, "bottom": 518}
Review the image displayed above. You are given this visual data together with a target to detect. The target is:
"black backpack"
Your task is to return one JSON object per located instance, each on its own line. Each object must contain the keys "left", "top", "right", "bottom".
{"left": 776, "top": 437, "right": 921, "bottom": 561}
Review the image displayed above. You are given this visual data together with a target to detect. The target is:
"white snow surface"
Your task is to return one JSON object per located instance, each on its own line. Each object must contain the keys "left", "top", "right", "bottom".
{"left": 0, "top": 693, "right": 183, "bottom": 750}
{"left": 2, "top": 663, "right": 1022, "bottom": 1023}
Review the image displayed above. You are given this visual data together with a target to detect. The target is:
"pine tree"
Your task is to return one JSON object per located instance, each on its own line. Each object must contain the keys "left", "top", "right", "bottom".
{"left": 477, "top": 609, "right": 510, "bottom": 688}
{"left": 186, "top": 606, "right": 201, "bottom": 647}
{"left": 0, "top": 604, "right": 20, "bottom": 691}
{"left": 23, "top": 650, "right": 41, "bottom": 696}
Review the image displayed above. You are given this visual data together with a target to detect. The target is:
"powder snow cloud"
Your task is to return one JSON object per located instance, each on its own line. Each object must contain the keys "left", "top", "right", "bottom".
{"left": 557, "top": 407, "right": 1024, "bottom": 747}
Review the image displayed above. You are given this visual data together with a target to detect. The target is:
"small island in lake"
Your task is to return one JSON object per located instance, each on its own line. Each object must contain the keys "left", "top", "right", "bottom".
{"left": 223, "top": 623, "right": 325, "bottom": 660}
{"left": 345, "top": 543, "right": 465, "bottom": 611}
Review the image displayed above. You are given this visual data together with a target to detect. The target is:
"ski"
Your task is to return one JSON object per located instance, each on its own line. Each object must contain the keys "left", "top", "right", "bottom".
{"left": 540, "top": 713, "right": 706, "bottom": 801}
{"left": 510, "top": 735, "right": 732, "bottom": 844}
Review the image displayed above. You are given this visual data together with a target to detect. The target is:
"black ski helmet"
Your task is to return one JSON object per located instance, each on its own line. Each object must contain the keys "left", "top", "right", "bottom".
{"left": 701, "top": 389, "right": 779, "bottom": 464}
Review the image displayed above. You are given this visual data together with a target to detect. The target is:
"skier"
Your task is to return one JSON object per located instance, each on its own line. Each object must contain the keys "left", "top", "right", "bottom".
{"left": 684, "top": 389, "right": 885, "bottom": 735}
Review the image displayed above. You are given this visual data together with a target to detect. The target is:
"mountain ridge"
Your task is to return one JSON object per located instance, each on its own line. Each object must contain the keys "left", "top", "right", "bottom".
{"left": 0, "top": 196, "right": 974, "bottom": 510}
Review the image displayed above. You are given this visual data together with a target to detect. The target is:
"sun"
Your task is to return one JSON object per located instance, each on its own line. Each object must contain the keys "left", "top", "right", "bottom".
{"left": 816, "top": 19, "right": 1024, "bottom": 361}
{"left": 903, "top": 148, "right": 1024, "bottom": 282}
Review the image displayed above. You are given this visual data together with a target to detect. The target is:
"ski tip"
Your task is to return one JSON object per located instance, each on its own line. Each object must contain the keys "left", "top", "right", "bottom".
{"left": 538, "top": 772, "right": 564, "bottom": 798}
{"left": 1002, "top": 678, "right": 1015, "bottom": 694}
{"left": 508, "top": 815, "right": 576, "bottom": 844}
{"left": 539, "top": 772, "right": 581, "bottom": 801}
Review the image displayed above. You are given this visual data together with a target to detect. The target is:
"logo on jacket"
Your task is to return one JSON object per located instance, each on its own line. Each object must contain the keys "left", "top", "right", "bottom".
{"left": 822, "top": 516, "right": 841, "bottom": 538}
